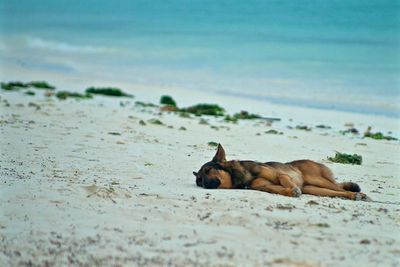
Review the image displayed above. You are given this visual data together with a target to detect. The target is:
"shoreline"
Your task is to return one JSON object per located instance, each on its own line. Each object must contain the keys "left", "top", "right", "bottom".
{"left": 0, "top": 70, "right": 399, "bottom": 136}
{"left": 1, "top": 56, "right": 399, "bottom": 120}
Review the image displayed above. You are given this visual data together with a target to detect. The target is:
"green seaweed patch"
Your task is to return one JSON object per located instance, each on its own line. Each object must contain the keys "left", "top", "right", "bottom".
{"left": 160, "top": 95, "right": 177, "bottom": 107}
{"left": 364, "top": 132, "right": 398, "bottom": 141}
{"left": 208, "top": 141, "right": 219, "bottom": 147}
{"left": 25, "top": 91, "right": 35, "bottom": 96}
{"left": 1, "top": 81, "right": 29, "bottom": 90}
{"left": 180, "top": 103, "right": 225, "bottom": 117}
{"left": 328, "top": 152, "right": 362, "bottom": 165}
{"left": 27, "top": 81, "right": 55, "bottom": 90}
{"left": 56, "top": 91, "right": 92, "bottom": 100}
{"left": 85, "top": 87, "right": 133, "bottom": 97}
{"left": 148, "top": 118, "right": 163, "bottom": 125}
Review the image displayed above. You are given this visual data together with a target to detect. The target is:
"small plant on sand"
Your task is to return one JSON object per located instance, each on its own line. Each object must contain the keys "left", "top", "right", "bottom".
{"left": 27, "top": 81, "right": 56, "bottom": 90}
{"left": 328, "top": 152, "right": 362, "bottom": 165}
{"left": 56, "top": 91, "right": 92, "bottom": 100}
{"left": 160, "top": 95, "right": 177, "bottom": 107}
{"left": 85, "top": 87, "right": 133, "bottom": 97}
{"left": 180, "top": 103, "right": 225, "bottom": 117}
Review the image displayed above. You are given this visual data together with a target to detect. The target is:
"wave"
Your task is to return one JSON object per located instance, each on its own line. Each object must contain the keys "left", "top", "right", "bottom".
{"left": 26, "top": 37, "right": 108, "bottom": 54}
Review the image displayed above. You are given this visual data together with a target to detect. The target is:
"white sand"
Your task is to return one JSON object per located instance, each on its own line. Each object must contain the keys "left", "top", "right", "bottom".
{"left": 0, "top": 85, "right": 399, "bottom": 267}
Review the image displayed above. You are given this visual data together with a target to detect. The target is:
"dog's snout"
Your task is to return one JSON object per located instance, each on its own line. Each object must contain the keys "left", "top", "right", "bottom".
{"left": 196, "top": 178, "right": 202, "bottom": 187}
{"left": 203, "top": 178, "right": 221, "bottom": 189}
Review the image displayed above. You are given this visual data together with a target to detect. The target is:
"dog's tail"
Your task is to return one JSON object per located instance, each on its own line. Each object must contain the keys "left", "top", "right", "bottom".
{"left": 339, "top": 182, "right": 361, "bottom": 192}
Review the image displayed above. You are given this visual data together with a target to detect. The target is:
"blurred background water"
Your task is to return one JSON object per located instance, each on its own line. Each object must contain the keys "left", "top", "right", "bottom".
{"left": 1, "top": 0, "right": 399, "bottom": 116}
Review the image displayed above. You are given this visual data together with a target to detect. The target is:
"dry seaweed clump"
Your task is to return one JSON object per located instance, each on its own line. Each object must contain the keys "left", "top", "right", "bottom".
{"left": 85, "top": 87, "right": 133, "bottom": 97}
{"left": 328, "top": 152, "right": 362, "bottom": 165}
{"left": 180, "top": 103, "right": 225, "bottom": 117}
{"left": 56, "top": 91, "right": 93, "bottom": 100}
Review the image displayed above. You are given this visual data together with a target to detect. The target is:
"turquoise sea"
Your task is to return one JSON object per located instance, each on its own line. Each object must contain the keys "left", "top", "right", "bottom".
{"left": 1, "top": 0, "right": 399, "bottom": 116}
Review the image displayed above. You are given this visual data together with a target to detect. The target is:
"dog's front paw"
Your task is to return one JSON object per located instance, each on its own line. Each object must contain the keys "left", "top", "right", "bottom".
{"left": 292, "top": 187, "right": 302, "bottom": 197}
{"left": 354, "top": 193, "right": 371, "bottom": 201}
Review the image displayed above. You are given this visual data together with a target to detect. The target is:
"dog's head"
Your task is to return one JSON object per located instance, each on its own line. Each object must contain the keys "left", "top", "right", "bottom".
{"left": 193, "top": 144, "right": 232, "bottom": 189}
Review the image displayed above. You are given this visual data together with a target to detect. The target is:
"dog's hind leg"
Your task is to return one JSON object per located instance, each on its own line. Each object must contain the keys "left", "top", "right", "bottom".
{"left": 304, "top": 175, "right": 346, "bottom": 191}
{"left": 250, "top": 178, "right": 301, "bottom": 197}
{"left": 320, "top": 164, "right": 361, "bottom": 192}
{"left": 302, "top": 185, "right": 368, "bottom": 200}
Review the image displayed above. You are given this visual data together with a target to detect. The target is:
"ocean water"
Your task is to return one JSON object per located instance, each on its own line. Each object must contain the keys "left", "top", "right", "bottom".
{"left": 1, "top": 0, "right": 399, "bottom": 116}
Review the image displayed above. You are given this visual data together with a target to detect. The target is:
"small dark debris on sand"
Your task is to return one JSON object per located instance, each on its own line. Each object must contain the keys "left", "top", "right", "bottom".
{"left": 265, "top": 129, "right": 283, "bottom": 135}
{"left": 208, "top": 141, "right": 219, "bottom": 147}
{"left": 276, "top": 204, "right": 296, "bottom": 210}
{"left": 135, "top": 101, "right": 158, "bottom": 108}
{"left": 148, "top": 119, "right": 163, "bottom": 125}
{"left": 295, "top": 125, "right": 312, "bottom": 131}
{"left": 316, "top": 124, "right": 332, "bottom": 129}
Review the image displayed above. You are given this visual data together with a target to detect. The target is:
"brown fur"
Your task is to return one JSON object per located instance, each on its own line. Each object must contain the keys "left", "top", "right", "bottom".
{"left": 193, "top": 144, "right": 369, "bottom": 201}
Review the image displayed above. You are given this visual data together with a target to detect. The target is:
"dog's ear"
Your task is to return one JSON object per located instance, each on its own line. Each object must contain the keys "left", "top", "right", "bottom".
{"left": 212, "top": 144, "right": 226, "bottom": 163}
{"left": 193, "top": 171, "right": 198, "bottom": 177}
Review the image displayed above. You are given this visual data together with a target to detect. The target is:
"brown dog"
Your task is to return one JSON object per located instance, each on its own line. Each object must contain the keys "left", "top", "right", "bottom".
{"left": 193, "top": 144, "right": 369, "bottom": 200}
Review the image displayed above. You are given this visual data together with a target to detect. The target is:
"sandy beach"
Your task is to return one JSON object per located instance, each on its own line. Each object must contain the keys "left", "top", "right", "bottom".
{"left": 0, "top": 82, "right": 399, "bottom": 267}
